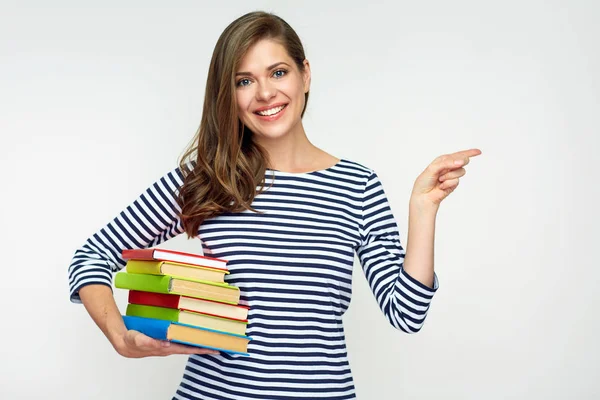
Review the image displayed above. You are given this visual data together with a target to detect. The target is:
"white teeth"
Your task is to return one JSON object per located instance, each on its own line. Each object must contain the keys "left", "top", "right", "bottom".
{"left": 256, "top": 105, "right": 285, "bottom": 116}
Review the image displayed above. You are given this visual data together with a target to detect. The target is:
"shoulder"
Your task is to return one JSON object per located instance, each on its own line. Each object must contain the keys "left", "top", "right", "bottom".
{"left": 172, "top": 160, "right": 196, "bottom": 180}
{"left": 150, "top": 160, "right": 195, "bottom": 192}
{"left": 335, "top": 159, "right": 390, "bottom": 198}
{"left": 336, "top": 158, "right": 377, "bottom": 181}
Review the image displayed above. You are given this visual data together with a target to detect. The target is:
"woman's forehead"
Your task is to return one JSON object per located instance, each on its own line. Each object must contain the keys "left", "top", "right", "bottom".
{"left": 238, "top": 39, "right": 291, "bottom": 70}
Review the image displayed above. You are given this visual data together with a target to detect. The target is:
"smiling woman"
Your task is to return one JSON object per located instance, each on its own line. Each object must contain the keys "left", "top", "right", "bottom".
{"left": 174, "top": 12, "right": 319, "bottom": 239}
{"left": 235, "top": 43, "right": 310, "bottom": 140}
{"left": 68, "top": 9, "right": 480, "bottom": 400}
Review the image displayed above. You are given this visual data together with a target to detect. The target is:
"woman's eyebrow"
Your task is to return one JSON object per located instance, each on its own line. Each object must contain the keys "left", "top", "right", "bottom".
{"left": 236, "top": 62, "right": 290, "bottom": 76}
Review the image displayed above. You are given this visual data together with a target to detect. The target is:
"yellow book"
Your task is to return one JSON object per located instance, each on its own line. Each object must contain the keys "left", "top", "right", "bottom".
{"left": 126, "top": 259, "right": 227, "bottom": 283}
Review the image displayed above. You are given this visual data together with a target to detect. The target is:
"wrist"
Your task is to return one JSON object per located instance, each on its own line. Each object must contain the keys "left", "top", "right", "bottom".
{"left": 109, "top": 330, "right": 129, "bottom": 356}
{"left": 409, "top": 195, "right": 439, "bottom": 216}
{"left": 106, "top": 317, "right": 128, "bottom": 350}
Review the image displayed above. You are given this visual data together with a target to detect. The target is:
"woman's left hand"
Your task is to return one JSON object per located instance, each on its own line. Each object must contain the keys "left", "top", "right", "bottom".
{"left": 411, "top": 148, "right": 482, "bottom": 209}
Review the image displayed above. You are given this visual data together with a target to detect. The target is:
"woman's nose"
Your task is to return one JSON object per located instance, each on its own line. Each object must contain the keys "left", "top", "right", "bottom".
{"left": 255, "top": 80, "right": 276, "bottom": 101}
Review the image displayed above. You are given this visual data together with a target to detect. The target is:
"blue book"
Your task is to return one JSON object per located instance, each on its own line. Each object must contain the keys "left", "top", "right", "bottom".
{"left": 122, "top": 315, "right": 251, "bottom": 356}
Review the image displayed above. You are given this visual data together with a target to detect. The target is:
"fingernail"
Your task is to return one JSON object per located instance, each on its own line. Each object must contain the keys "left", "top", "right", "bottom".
{"left": 161, "top": 341, "right": 171, "bottom": 347}
{"left": 454, "top": 159, "right": 464, "bottom": 165}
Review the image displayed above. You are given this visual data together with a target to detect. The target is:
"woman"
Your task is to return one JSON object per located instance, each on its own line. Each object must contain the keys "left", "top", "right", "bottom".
{"left": 68, "top": 10, "right": 481, "bottom": 400}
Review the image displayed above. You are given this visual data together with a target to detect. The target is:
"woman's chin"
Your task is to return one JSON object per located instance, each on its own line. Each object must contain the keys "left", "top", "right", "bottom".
{"left": 253, "top": 131, "right": 289, "bottom": 141}
{"left": 248, "top": 124, "right": 297, "bottom": 141}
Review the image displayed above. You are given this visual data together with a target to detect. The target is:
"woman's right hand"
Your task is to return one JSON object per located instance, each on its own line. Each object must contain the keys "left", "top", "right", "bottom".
{"left": 115, "top": 329, "right": 220, "bottom": 358}
{"left": 77, "top": 284, "right": 219, "bottom": 359}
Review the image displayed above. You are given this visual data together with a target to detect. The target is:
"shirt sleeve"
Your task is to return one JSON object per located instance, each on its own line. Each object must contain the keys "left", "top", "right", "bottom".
{"left": 67, "top": 165, "right": 188, "bottom": 303}
{"left": 355, "top": 170, "right": 439, "bottom": 333}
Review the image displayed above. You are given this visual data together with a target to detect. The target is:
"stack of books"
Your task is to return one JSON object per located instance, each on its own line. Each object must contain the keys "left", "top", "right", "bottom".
{"left": 114, "top": 247, "right": 251, "bottom": 355}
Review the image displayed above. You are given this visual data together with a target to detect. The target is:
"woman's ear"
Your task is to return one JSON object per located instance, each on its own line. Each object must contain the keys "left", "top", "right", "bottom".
{"left": 302, "top": 59, "right": 311, "bottom": 93}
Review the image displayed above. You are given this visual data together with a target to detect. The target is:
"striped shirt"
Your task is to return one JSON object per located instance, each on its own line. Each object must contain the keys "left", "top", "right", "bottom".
{"left": 68, "top": 158, "right": 439, "bottom": 399}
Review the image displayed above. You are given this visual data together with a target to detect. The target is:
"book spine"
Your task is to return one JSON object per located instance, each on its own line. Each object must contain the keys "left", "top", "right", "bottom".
{"left": 122, "top": 315, "right": 170, "bottom": 340}
{"left": 114, "top": 272, "right": 171, "bottom": 294}
{"left": 122, "top": 248, "right": 156, "bottom": 260}
{"left": 125, "top": 260, "right": 163, "bottom": 275}
{"left": 128, "top": 290, "right": 182, "bottom": 309}
{"left": 126, "top": 304, "right": 181, "bottom": 322}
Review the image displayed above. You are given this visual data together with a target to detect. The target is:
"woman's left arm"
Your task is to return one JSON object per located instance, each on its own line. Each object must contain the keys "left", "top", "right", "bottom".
{"left": 355, "top": 148, "right": 481, "bottom": 333}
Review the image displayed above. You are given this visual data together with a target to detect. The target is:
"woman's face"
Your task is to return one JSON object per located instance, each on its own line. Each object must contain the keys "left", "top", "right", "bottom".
{"left": 235, "top": 39, "right": 310, "bottom": 142}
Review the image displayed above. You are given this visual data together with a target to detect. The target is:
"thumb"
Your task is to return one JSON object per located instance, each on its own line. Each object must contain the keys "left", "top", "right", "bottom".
{"left": 430, "top": 157, "right": 464, "bottom": 177}
{"left": 126, "top": 330, "right": 163, "bottom": 349}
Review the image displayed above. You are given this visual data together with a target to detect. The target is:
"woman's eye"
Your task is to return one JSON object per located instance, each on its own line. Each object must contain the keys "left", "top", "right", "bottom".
{"left": 236, "top": 70, "right": 286, "bottom": 87}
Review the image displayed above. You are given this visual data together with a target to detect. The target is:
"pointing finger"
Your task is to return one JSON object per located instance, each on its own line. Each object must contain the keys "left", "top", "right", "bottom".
{"left": 453, "top": 148, "right": 482, "bottom": 159}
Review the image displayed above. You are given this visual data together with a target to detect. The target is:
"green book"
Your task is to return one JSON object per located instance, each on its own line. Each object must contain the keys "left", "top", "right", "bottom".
{"left": 114, "top": 272, "right": 240, "bottom": 305}
{"left": 126, "top": 303, "right": 248, "bottom": 336}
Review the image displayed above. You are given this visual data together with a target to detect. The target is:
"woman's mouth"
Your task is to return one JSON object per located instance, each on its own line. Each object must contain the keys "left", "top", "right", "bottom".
{"left": 253, "top": 104, "right": 288, "bottom": 121}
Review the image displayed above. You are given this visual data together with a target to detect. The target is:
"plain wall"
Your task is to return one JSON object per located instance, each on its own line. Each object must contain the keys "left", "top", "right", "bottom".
{"left": 1, "top": 0, "right": 598, "bottom": 399}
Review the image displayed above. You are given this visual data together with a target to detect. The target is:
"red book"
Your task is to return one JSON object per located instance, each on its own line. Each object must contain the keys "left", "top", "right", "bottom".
{"left": 128, "top": 290, "right": 249, "bottom": 322}
{"left": 122, "top": 248, "right": 228, "bottom": 271}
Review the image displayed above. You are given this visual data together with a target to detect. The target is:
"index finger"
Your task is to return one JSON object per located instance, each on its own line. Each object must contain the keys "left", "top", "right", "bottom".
{"left": 454, "top": 148, "right": 482, "bottom": 158}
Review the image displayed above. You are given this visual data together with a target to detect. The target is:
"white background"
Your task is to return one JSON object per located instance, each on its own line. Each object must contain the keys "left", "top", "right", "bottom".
{"left": 1, "top": 1, "right": 598, "bottom": 399}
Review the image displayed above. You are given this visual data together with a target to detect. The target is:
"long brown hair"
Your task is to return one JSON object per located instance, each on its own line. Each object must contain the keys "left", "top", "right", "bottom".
{"left": 176, "top": 11, "right": 310, "bottom": 238}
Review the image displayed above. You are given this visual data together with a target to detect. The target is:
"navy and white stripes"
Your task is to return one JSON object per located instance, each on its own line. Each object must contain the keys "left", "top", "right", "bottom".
{"left": 68, "top": 158, "right": 438, "bottom": 399}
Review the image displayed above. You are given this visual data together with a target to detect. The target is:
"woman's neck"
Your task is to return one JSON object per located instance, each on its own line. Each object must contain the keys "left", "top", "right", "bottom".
{"left": 253, "top": 123, "right": 323, "bottom": 172}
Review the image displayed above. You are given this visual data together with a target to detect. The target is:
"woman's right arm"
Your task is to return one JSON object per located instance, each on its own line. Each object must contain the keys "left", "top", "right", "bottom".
{"left": 69, "top": 164, "right": 217, "bottom": 357}
{"left": 79, "top": 284, "right": 216, "bottom": 357}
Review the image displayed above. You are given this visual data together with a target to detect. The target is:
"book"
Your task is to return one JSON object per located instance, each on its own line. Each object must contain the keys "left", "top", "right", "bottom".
{"left": 114, "top": 272, "right": 240, "bottom": 304}
{"left": 122, "top": 248, "right": 228, "bottom": 270}
{"left": 126, "top": 259, "right": 227, "bottom": 283}
{"left": 126, "top": 303, "right": 248, "bottom": 336}
{"left": 122, "top": 315, "right": 251, "bottom": 355}
{"left": 128, "top": 290, "right": 249, "bottom": 321}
